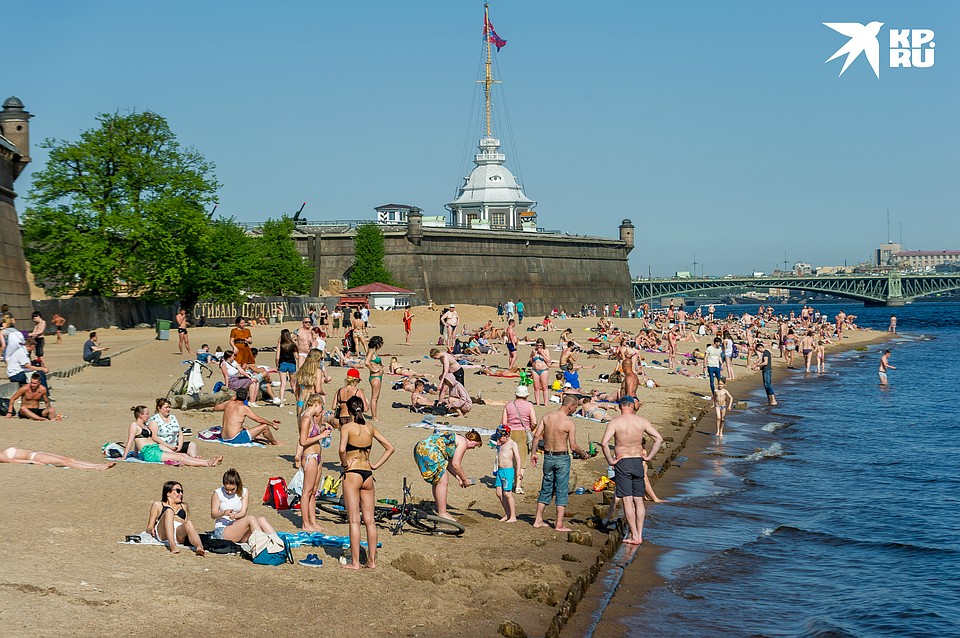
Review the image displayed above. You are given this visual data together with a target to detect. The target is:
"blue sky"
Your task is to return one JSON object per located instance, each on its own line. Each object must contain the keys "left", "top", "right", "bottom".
{"left": 6, "top": 1, "right": 958, "bottom": 277}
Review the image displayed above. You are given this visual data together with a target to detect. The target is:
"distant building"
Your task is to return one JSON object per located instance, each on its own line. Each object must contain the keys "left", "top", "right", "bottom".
{"left": 876, "top": 242, "right": 902, "bottom": 266}
{"left": 0, "top": 96, "right": 32, "bottom": 324}
{"left": 447, "top": 136, "right": 536, "bottom": 230}
{"left": 894, "top": 250, "right": 960, "bottom": 271}
{"left": 340, "top": 282, "right": 414, "bottom": 311}
{"left": 375, "top": 204, "right": 421, "bottom": 225}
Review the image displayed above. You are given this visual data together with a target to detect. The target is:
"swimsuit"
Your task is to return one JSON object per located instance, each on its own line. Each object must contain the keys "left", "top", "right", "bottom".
{"left": 156, "top": 505, "right": 186, "bottom": 537}
{"left": 369, "top": 354, "right": 383, "bottom": 381}
{"left": 495, "top": 467, "right": 515, "bottom": 491}
{"left": 223, "top": 429, "right": 252, "bottom": 445}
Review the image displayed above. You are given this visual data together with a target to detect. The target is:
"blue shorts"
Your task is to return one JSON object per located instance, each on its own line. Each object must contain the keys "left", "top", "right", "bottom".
{"left": 278, "top": 362, "right": 296, "bottom": 374}
{"left": 495, "top": 467, "right": 516, "bottom": 492}
{"left": 507, "top": 342, "right": 517, "bottom": 353}
{"left": 223, "top": 430, "right": 252, "bottom": 445}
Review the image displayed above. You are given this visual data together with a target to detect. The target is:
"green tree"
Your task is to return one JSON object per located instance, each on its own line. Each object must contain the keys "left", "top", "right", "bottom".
{"left": 22, "top": 111, "right": 220, "bottom": 301}
{"left": 181, "top": 217, "right": 251, "bottom": 305}
{"left": 348, "top": 223, "right": 394, "bottom": 288}
{"left": 247, "top": 217, "right": 313, "bottom": 296}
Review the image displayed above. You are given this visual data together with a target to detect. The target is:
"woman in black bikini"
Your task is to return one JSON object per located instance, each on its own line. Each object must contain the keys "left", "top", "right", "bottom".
{"left": 339, "top": 396, "right": 394, "bottom": 570}
{"left": 334, "top": 369, "right": 369, "bottom": 426}
{"left": 147, "top": 481, "right": 205, "bottom": 555}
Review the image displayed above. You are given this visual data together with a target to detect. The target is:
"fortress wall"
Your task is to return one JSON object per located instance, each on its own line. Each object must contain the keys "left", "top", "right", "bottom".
{"left": 0, "top": 162, "right": 31, "bottom": 324}
{"left": 305, "top": 228, "right": 634, "bottom": 315}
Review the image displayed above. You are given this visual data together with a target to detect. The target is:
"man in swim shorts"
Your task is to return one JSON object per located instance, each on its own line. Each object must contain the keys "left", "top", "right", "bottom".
{"left": 506, "top": 319, "right": 519, "bottom": 369}
{"left": 879, "top": 349, "right": 895, "bottom": 386}
{"left": 600, "top": 397, "right": 663, "bottom": 545}
{"left": 175, "top": 308, "right": 191, "bottom": 355}
{"left": 213, "top": 388, "right": 282, "bottom": 445}
{"left": 5, "top": 373, "right": 58, "bottom": 421}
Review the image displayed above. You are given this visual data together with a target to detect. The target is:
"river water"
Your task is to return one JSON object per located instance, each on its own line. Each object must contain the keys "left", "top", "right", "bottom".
{"left": 606, "top": 302, "right": 960, "bottom": 637}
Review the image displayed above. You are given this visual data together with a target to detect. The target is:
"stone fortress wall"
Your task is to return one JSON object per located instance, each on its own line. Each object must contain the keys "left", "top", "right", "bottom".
{"left": 299, "top": 213, "right": 636, "bottom": 316}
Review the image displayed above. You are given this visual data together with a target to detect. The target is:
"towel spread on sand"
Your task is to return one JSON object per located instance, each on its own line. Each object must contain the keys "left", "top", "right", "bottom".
{"left": 406, "top": 422, "right": 496, "bottom": 436}
{"left": 277, "top": 531, "right": 380, "bottom": 549}
{"left": 198, "top": 427, "right": 265, "bottom": 447}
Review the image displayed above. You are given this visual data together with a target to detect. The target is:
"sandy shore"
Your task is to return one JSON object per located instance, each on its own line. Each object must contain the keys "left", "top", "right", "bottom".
{"left": 0, "top": 306, "right": 886, "bottom": 637}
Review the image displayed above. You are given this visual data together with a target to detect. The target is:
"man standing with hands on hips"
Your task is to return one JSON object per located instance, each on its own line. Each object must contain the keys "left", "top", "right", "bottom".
{"left": 600, "top": 397, "right": 663, "bottom": 545}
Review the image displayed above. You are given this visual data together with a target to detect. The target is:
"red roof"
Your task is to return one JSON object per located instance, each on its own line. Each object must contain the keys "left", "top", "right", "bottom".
{"left": 341, "top": 282, "right": 415, "bottom": 295}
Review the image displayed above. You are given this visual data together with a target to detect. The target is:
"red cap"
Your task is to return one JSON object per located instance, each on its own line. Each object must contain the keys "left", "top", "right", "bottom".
{"left": 347, "top": 368, "right": 361, "bottom": 379}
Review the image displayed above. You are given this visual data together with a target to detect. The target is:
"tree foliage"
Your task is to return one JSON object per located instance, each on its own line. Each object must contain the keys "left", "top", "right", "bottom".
{"left": 247, "top": 217, "right": 313, "bottom": 296}
{"left": 23, "top": 111, "right": 220, "bottom": 301}
{"left": 349, "top": 223, "right": 394, "bottom": 288}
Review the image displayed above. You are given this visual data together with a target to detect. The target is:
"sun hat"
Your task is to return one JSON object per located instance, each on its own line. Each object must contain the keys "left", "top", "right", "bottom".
{"left": 346, "top": 368, "right": 361, "bottom": 379}
{"left": 515, "top": 385, "right": 530, "bottom": 398}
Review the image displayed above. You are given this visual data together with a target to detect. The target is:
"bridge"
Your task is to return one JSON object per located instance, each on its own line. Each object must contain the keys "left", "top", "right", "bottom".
{"left": 632, "top": 274, "right": 960, "bottom": 307}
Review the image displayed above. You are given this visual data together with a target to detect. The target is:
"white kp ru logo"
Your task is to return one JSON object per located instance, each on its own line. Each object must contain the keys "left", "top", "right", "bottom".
{"left": 824, "top": 22, "right": 935, "bottom": 78}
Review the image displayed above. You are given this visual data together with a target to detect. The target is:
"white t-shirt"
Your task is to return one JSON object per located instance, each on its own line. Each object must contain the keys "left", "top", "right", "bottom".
{"left": 5, "top": 346, "right": 29, "bottom": 378}
{"left": 705, "top": 345, "right": 723, "bottom": 368}
{"left": 149, "top": 413, "right": 181, "bottom": 446}
{"left": 3, "top": 328, "right": 25, "bottom": 360}
{"left": 213, "top": 486, "right": 248, "bottom": 531}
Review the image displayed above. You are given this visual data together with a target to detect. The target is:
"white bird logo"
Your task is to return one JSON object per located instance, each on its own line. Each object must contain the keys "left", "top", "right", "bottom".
{"left": 824, "top": 21, "right": 884, "bottom": 78}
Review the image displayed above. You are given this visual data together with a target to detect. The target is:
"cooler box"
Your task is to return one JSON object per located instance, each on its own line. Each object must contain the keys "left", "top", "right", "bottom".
{"left": 156, "top": 319, "right": 172, "bottom": 341}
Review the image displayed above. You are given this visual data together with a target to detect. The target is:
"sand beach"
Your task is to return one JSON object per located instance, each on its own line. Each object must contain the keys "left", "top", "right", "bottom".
{"left": 0, "top": 305, "right": 887, "bottom": 637}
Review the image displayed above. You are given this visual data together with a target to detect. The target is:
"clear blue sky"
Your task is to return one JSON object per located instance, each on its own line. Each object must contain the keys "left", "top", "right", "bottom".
{"left": 6, "top": 1, "right": 958, "bottom": 277}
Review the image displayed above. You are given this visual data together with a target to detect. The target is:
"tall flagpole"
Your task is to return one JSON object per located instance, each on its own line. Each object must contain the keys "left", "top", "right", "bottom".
{"left": 484, "top": 3, "right": 493, "bottom": 137}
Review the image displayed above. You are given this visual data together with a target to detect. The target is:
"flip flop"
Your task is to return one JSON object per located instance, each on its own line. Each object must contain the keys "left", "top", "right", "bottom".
{"left": 298, "top": 553, "right": 323, "bottom": 567}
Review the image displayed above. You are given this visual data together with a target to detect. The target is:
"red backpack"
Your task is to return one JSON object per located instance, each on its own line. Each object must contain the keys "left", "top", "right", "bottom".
{"left": 262, "top": 477, "right": 289, "bottom": 510}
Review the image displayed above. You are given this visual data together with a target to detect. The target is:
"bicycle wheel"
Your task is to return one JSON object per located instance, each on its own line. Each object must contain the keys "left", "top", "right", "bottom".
{"left": 409, "top": 512, "right": 465, "bottom": 536}
{"left": 317, "top": 501, "right": 348, "bottom": 520}
{"left": 166, "top": 376, "right": 187, "bottom": 400}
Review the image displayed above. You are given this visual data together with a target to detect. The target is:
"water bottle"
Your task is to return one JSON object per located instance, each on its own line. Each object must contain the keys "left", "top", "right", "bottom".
{"left": 321, "top": 435, "right": 331, "bottom": 449}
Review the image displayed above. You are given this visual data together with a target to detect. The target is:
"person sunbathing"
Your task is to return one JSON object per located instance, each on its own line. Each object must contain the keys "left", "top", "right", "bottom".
{"left": 1, "top": 446, "right": 115, "bottom": 470}
{"left": 212, "top": 388, "right": 282, "bottom": 445}
{"left": 408, "top": 379, "right": 436, "bottom": 412}
{"left": 389, "top": 357, "right": 428, "bottom": 378}
{"left": 577, "top": 398, "right": 610, "bottom": 422}
{"left": 122, "top": 405, "right": 224, "bottom": 467}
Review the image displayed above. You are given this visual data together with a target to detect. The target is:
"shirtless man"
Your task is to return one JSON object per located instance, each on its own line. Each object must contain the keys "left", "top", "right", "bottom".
{"left": 530, "top": 395, "right": 585, "bottom": 532}
{"left": 409, "top": 379, "right": 436, "bottom": 411}
{"left": 666, "top": 326, "right": 679, "bottom": 369}
{"left": 5, "top": 373, "right": 59, "bottom": 421}
{"left": 294, "top": 318, "right": 314, "bottom": 369}
{"left": 879, "top": 349, "right": 895, "bottom": 386}
{"left": 600, "top": 397, "right": 663, "bottom": 544}
{"left": 430, "top": 348, "right": 464, "bottom": 399}
{"left": 175, "top": 308, "right": 191, "bottom": 355}
{"left": 52, "top": 313, "right": 66, "bottom": 344}
{"left": 620, "top": 359, "right": 641, "bottom": 409}
{"left": 444, "top": 304, "right": 460, "bottom": 347}
{"left": 506, "top": 319, "right": 519, "bottom": 370}
{"left": 213, "top": 388, "right": 282, "bottom": 445}
{"left": 713, "top": 381, "right": 733, "bottom": 436}
{"left": 835, "top": 310, "right": 847, "bottom": 340}
{"left": 29, "top": 312, "right": 47, "bottom": 358}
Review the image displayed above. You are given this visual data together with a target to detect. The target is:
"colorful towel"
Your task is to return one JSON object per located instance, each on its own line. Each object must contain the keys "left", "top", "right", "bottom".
{"left": 198, "top": 427, "right": 265, "bottom": 447}
{"left": 406, "top": 421, "right": 496, "bottom": 437}
{"left": 277, "top": 531, "right": 380, "bottom": 550}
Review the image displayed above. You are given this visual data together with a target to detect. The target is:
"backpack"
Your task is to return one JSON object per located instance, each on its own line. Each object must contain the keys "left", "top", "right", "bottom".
{"left": 452, "top": 340, "right": 463, "bottom": 355}
{"left": 92, "top": 356, "right": 112, "bottom": 367}
{"left": 262, "top": 476, "right": 290, "bottom": 510}
{"left": 246, "top": 530, "right": 293, "bottom": 565}
{"left": 198, "top": 533, "right": 243, "bottom": 555}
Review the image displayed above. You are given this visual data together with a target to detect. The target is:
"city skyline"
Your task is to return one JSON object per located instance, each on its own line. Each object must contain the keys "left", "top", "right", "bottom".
{"left": 5, "top": 1, "right": 957, "bottom": 277}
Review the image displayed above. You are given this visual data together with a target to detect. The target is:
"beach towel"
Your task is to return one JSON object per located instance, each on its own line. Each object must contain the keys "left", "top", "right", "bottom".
{"left": 277, "top": 531, "right": 380, "bottom": 550}
{"left": 198, "top": 426, "right": 265, "bottom": 447}
{"left": 406, "top": 421, "right": 496, "bottom": 437}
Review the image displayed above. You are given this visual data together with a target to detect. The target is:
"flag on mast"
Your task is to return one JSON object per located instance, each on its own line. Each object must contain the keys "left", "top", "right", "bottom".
{"left": 484, "top": 14, "right": 507, "bottom": 51}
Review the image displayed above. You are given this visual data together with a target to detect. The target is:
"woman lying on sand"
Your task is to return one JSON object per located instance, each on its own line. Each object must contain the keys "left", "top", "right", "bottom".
{"left": 1, "top": 446, "right": 115, "bottom": 470}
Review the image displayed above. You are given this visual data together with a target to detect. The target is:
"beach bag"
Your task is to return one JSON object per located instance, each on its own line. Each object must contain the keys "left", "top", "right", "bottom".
{"left": 246, "top": 530, "right": 293, "bottom": 566}
{"left": 101, "top": 442, "right": 125, "bottom": 459}
{"left": 92, "top": 356, "right": 112, "bottom": 367}
{"left": 198, "top": 533, "right": 243, "bottom": 555}
{"left": 0, "top": 397, "right": 9, "bottom": 415}
{"left": 262, "top": 476, "right": 290, "bottom": 510}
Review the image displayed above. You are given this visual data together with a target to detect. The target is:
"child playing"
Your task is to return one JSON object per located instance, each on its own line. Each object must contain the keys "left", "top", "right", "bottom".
{"left": 551, "top": 372, "right": 564, "bottom": 392}
{"left": 713, "top": 381, "right": 734, "bottom": 437}
{"left": 493, "top": 426, "right": 521, "bottom": 522}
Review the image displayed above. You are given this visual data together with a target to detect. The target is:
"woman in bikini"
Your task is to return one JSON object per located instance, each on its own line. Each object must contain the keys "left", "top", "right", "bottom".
{"left": 783, "top": 329, "right": 798, "bottom": 368}
{"left": 388, "top": 357, "right": 426, "bottom": 379}
{"left": 0, "top": 446, "right": 115, "bottom": 470}
{"left": 147, "top": 481, "right": 205, "bottom": 555}
{"left": 122, "top": 405, "right": 222, "bottom": 467}
{"left": 209, "top": 468, "right": 278, "bottom": 542}
{"left": 298, "top": 394, "right": 332, "bottom": 532}
{"left": 351, "top": 311, "right": 368, "bottom": 356}
{"left": 334, "top": 369, "right": 369, "bottom": 426}
{"left": 528, "top": 338, "right": 552, "bottom": 406}
{"left": 364, "top": 336, "right": 384, "bottom": 421}
{"left": 339, "top": 395, "right": 394, "bottom": 569}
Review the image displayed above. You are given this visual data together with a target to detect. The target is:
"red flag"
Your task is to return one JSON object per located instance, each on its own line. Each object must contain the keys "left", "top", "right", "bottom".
{"left": 484, "top": 15, "right": 507, "bottom": 51}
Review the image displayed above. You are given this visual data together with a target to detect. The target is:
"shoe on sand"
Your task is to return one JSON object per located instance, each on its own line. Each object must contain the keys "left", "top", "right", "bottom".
{"left": 299, "top": 553, "right": 323, "bottom": 567}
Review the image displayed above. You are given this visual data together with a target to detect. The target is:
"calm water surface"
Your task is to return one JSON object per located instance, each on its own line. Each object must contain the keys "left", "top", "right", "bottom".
{"left": 612, "top": 303, "right": 960, "bottom": 637}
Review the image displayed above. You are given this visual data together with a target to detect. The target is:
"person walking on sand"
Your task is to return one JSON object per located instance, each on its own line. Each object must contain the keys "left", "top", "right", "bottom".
{"left": 403, "top": 308, "right": 413, "bottom": 345}
{"left": 175, "top": 308, "right": 191, "bottom": 355}
{"left": 879, "top": 349, "right": 896, "bottom": 386}
{"left": 506, "top": 319, "right": 519, "bottom": 370}
{"left": 492, "top": 426, "right": 521, "bottom": 522}
{"left": 600, "top": 397, "right": 663, "bottom": 545}
{"left": 531, "top": 395, "right": 585, "bottom": 532}
{"left": 751, "top": 342, "right": 778, "bottom": 406}
{"left": 444, "top": 304, "right": 459, "bottom": 347}
{"left": 500, "top": 385, "right": 536, "bottom": 494}
{"left": 29, "top": 312, "right": 47, "bottom": 359}
{"left": 52, "top": 313, "right": 66, "bottom": 344}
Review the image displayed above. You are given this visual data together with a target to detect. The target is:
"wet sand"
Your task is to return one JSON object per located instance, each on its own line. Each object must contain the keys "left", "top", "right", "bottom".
{"left": 0, "top": 307, "right": 886, "bottom": 637}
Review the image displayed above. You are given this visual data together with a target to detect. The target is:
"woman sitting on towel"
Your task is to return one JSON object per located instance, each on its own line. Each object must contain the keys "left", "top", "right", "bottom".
{"left": 210, "top": 468, "right": 278, "bottom": 542}
{"left": 147, "top": 481, "right": 206, "bottom": 555}
{"left": 148, "top": 398, "right": 203, "bottom": 459}
{"left": 123, "top": 405, "right": 223, "bottom": 468}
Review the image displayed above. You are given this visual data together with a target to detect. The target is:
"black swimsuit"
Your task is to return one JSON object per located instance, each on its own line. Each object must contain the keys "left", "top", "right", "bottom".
{"left": 344, "top": 441, "right": 374, "bottom": 481}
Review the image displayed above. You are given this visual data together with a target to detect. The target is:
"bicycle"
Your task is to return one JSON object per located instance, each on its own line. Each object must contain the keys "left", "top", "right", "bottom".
{"left": 317, "top": 477, "right": 465, "bottom": 536}
{"left": 166, "top": 360, "right": 214, "bottom": 400}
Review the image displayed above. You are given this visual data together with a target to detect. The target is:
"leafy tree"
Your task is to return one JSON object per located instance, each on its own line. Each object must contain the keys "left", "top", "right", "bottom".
{"left": 181, "top": 217, "right": 251, "bottom": 306}
{"left": 348, "top": 223, "right": 394, "bottom": 288}
{"left": 247, "top": 217, "right": 313, "bottom": 296}
{"left": 22, "top": 111, "right": 220, "bottom": 301}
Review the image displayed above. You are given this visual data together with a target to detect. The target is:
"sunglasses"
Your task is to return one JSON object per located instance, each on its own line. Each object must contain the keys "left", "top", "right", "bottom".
{"left": 171, "top": 488, "right": 183, "bottom": 493}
